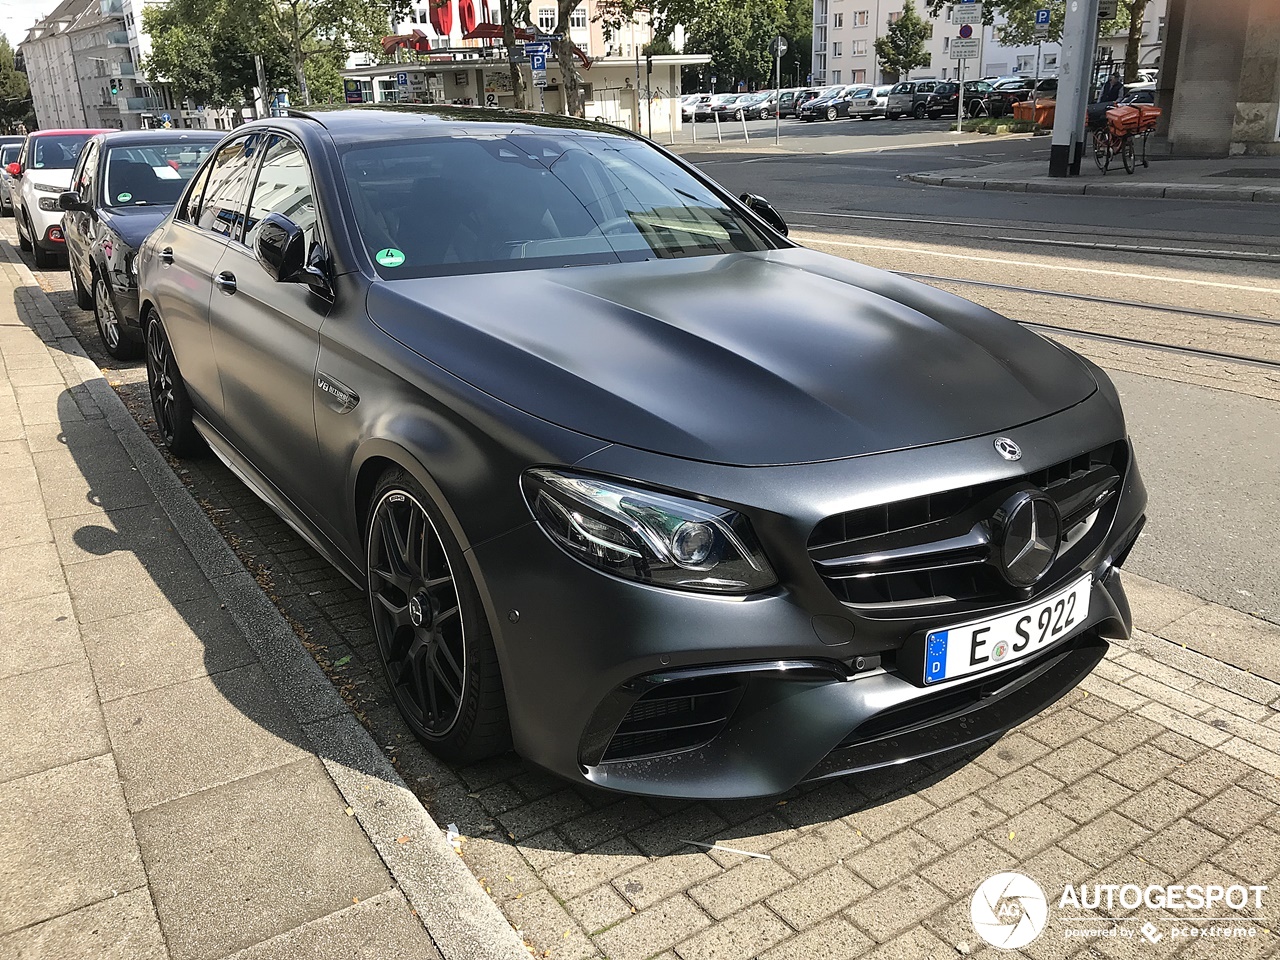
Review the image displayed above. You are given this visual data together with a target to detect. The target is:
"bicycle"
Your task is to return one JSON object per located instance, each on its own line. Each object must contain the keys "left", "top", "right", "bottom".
{"left": 1090, "top": 103, "right": 1161, "bottom": 175}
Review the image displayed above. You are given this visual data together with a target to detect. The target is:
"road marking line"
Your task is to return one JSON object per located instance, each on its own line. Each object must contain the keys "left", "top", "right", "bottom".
{"left": 793, "top": 236, "right": 1280, "bottom": 294}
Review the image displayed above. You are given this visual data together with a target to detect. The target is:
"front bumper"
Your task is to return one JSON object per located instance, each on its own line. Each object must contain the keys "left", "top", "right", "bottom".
{"left": 470, "top": 383, "right": 1146, "bottom": 798}
{"left": 27, "top": 201, "right": 67, "bottom": 252}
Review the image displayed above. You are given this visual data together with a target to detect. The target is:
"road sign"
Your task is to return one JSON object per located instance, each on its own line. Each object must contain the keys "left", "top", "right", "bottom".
{"left": 160, "top": 112, "right": 171, "bottom": 123}
{"left": 950, "top": 36, "right": 980, "bottom": 60}
{"left": 958, "top": 24, "right": 973, "bottom": 38}
{"left": 953, "top": 3, "right": 982, "bottom": 25}
{"left": 533, "top": 71, "right": 547, "bottom": 88}
{"left": 530, "top": 52, "right": 546, "bottom": 71}
{"left": 769, "top": 35, "right": 788, "bottom": 58}
{"left": 523, "top": 41, "right": 551, "bottom": 57}
{"left": 1097, "top": 0, "right": 1117, "bottom": 17}
{"left": 1034, "top": 7, "right": 1051, "bottom": 33}
{"left": 396, "top": 71, "right": 408, "bottom": 86}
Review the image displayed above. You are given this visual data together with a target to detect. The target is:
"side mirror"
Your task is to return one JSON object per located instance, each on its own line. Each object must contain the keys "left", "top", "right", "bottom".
{"left": 58, "top": 191, "right": 90, "bottom": 212}
{"left": 739, "top": 193, "right": 788, "bottom": 237}
{"left": 254, "top": 212, "right": 305, "bottom": 282}
{"left": 6, "top": 162, "right": 20, "bottom": 177}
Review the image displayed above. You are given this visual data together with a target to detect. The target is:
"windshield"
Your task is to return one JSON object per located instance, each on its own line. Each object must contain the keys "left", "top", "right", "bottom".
{"left": 103, "top": 143, "right": 215, "bottom": 207}
{"left": 1, "top": 145, "right": 18, "bottom": 165}
{"left": 341, "top": 132, "right": 776, "bottom": 280}
{"left": 31, "top": 134, "right": 91, "bottom": 171}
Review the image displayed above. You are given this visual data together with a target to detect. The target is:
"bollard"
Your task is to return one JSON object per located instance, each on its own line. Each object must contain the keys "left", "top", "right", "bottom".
{"left": 741, "top": 111, "right": 750, "bottom": 142}
{"left": 714, "top": 110, "right": 722, "bottom": 143}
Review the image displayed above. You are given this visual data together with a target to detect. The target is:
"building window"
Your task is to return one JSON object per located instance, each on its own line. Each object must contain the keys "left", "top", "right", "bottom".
{"left": 833, "top": 12, "right": 843, "bottom": 27}
{"left": 832, "top": 70, "right": 841, "bottom": 83}
{"left": 1016, "top": 54, "right": 1034, "bottom": 72}
{"left": 1157, "top": 16, "right": 1165, "bottom": 40}
{"left": 851, "top": 39, "right": 866, "bottom": 56}
{"left": 537, "top": 6, "right": 556, "bottom": 31}
{"left": 570, "top": 8, "right": 586, "bottom": 28}
{"left": 1043, "top": 54, "right": 1058, "bottom": 69}
{"left": 887, "top": 11, "right": 901, "bottom": 23}
{"left": 852, "top": 69, "right": 866, "bottom": 82}
{"left": 852, "top": 10, "right": 868, "bottom": 25}
{"left": 832, "top": 41, "right": 842, "bottom": 57}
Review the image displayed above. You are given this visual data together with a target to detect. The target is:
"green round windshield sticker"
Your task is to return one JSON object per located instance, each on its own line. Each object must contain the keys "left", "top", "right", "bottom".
{"left": 117, "top": 192, "right": 132, "bottom": 203}
{"left": 375, "top": 248, "right": 405, "bottom": 267}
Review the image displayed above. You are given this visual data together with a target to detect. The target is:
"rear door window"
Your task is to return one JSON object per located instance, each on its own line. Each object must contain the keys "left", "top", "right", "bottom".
{"left": 197, "top": 134, "right": 265, "bottom": 241}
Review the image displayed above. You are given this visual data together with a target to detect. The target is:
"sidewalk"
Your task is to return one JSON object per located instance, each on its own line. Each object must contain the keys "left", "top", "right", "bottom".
{"left": 907, "top": 152, "right": 1280, "bottom": 202}
{"left": 0, "top": 247, "right": 525, "bottom": 959}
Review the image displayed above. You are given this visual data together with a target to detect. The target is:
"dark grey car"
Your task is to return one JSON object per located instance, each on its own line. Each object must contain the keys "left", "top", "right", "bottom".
{"left": 136, "top": 106, "right": 1146, "bottom": 799}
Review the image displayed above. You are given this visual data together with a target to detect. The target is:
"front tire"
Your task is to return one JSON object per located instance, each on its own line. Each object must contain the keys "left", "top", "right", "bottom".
{"left": 366, "top": 470, "right": 510, "bottom": 763}
{"left": 95, "top": 273, "right": 142, "bottom": 360}
{"left": 887, "top": 112, "right": 901, "bottom": 120}
{"left": 17, "top": 210, "right": 32, "bottom": 251}
{"left": 826, "top": 106, "right": 838, "bottom": 121}
{"left": 913, "top": 103, "right": 928, "bottom": 120}
{"left": 144, "top": 310, "right": 203, "bottom": 457}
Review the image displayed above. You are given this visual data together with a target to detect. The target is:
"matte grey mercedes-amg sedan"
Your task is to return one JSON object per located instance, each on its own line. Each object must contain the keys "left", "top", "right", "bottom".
{"left": 136, "top": 106, "right": 1146, "bottom": 799}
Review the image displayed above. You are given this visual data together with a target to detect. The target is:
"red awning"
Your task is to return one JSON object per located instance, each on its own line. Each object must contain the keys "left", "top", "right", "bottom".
{"left": 430, "top": 0, "right": 453, "bottom": 36}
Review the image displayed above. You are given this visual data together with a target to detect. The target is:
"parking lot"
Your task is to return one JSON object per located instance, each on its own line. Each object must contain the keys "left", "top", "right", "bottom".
{"left": 5, "top": 123, "right": 1279, "bottom": 959}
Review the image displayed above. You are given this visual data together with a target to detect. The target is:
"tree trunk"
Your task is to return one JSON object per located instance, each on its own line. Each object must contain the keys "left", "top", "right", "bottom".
{"left": 291, "top": 7, "right": 311, "bottom": 105}
{"left": 555, "top": 0, "right": 584, "bottom": 117}
{"left": 1123, "top": 0, "right": 1149, "bottom": 83}
{"left": 499, "top": 0, "right": 527, "bottom": 109}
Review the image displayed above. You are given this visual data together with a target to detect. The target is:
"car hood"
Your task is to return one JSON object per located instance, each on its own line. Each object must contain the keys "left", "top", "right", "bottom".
{"left": 99, "top": 205, "right": 172, "bottom": 249}
{"left": 24, "top": 169, "right": 73, "bottom": 191}
{"left": 367, "top": 248, "right": 1097, "bottom": 466}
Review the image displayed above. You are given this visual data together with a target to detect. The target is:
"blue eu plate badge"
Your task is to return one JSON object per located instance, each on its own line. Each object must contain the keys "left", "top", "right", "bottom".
{"left": 925, "top": 631, "right": 948, "bottom": 684}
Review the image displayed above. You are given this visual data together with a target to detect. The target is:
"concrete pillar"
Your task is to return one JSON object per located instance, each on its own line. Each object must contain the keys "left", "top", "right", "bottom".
{"left": 1166, "top": 0, "right": 1250, "bottom": 154}
{"left": 1229, "top": 0, "right": 1280, "bottom": 154}
{"left": 1050, "top": 0, "right": 1102, "bottom": 176}
{"left": 1154, "top": 0, "right": 1186, "bottom": 137}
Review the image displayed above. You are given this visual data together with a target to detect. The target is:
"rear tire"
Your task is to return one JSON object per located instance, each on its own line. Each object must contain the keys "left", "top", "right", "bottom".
{"left": 366, "top": 468, "right": 511, "bottom": 764}
{"left": 144, "top": 310, "right": 204, "bottom": 457}
{"left": 913, "top": 103, "right": 928, "bottom": 120}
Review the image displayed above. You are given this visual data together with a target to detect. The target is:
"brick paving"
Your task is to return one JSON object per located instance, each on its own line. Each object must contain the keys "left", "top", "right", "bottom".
{"left": 12, "top": 227, "right": 1280, "bottom": 959}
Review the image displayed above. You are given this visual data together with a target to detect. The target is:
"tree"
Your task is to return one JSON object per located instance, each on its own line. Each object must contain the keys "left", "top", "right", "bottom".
{"left": 498, "top": 0, "right": 529, "bottom": 110}
{"left": 1120, "top": 0, "right": 1149, "bottom": 82}
{"left": 0, "top": 34, "right": 32, "bottom": 133}
{"left": 874, "top": 0, "right": 930, "bottom": 81}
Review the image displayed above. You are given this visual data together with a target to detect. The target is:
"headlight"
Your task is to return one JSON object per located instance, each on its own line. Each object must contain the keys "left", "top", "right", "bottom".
{"left": 38, "top": 197, "right": 61, "bottom": 211}
{"left": 522, "top": 469, "right": 777, "bottom": 595}
{"left": 32, "top": 182, "right": 62, "bottom": 193}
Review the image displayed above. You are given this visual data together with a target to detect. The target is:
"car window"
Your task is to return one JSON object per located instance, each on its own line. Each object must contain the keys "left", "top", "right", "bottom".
{"left": 891, "top": 84, "right": 907, "bottom": 94}
{"left": 852, "top": 89, "right": 870, "bottom": 99}
{"left": 1, "top": 144, "right": 19, "bottom": 166}
{"left": 917, "top": 82, "right": 935, "bottom": 94}
{"left": 197, "top": 134, "right": 264, "bottom": 240}
{"left": 244, "top": 135, "right": 320, "bottom": 253}
{"left": 72, "top": 141, "right": 97, "bottom": 199}
{"left": 177, "top": 157, "right": 215, "bottom": 224}
{"left": 341, "top": 132, "right": 776, "bottom": 279}
{"left": 30, "top": 134, "right": 92, "bottom": 170}
{"left": 103, "top": 143, "right": 215, "bottom": 208}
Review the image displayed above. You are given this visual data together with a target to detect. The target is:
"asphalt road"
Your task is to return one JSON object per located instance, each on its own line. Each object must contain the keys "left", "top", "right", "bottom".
{"left": 677, "top": 124, "right": 1280, "bottom": 239}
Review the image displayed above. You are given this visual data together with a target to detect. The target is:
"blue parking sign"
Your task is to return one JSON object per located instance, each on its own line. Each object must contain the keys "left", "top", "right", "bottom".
{"left": 1035, "top": 8, "right": 1051, "bottom": 25}
{"left": 396, "top": 71, "right": 408, "bottom": 86}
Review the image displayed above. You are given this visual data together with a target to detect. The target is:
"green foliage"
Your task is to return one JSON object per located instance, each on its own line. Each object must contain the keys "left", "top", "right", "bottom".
{"left": 0, "top": 34, "right": 33, "bottom": 132}
{"left": 642, "top": 36, "right": 678, "bottom": 56}
{"left": 874, "top": 0, "right": 930, "bottom": 81}
{"left": 922, "top": 0, "right": 1128, "bottom": 50}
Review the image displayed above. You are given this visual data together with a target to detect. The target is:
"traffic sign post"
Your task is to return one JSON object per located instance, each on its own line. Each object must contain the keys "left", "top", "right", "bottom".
{"left": 769, "top": 34, "right": 788, "bottom": 145}
{"left": 953, "top": 2, "right": 981, "bottom": 26}
{"left": 1097, "top": 0, "right": 1117, "bottom": 18}
{"left": 1034, "top": 7, "right": 1051, "bottom": 34}
{"left": 950, "top": 37, "right": 979, "bottom": 60}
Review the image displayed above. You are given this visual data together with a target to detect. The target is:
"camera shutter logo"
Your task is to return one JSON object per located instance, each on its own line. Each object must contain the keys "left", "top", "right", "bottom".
{"left": 971, "top": 872, "right": 1049, "bottom": 949}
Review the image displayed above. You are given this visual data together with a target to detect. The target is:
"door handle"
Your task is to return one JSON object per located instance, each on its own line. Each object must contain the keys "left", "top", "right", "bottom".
{"left": 159, "top": 246, "right": 174, "bottom": 264}
{"left": 214, "top": 271, "right": 237, "bottom": 295}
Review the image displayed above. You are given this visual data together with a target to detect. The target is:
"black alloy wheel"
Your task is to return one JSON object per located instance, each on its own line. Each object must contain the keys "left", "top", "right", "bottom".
{"left": 95, "top": 273, "right": 142, "bottom": 360}
{"left": 366, "top": 471, "right": 510, "bottom": 762}
{"left": 144, "top": 312, "right": 203, "bottom": 456}
{"left": 913, "top": 102, "right": 928, "bottom": 119}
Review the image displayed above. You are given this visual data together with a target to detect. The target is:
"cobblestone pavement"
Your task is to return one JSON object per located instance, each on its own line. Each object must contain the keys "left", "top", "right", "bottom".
{"left": 12, "top": 225, "right": 1280, "bottom": 960}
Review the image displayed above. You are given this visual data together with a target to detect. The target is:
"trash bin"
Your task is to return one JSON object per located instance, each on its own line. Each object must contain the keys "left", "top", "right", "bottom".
{"left": 1013, "top": 99, "right": 1055, "bottom": 125}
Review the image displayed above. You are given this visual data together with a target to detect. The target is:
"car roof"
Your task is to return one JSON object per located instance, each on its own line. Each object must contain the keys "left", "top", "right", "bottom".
{"left": 28, "top": 128, "right": 112, "bottom": 137}
{"left": 275, "top": 105, "right": 640, "bottom": 145}
{"left": 94, "top": 130, "right": 225, "bottom": 148}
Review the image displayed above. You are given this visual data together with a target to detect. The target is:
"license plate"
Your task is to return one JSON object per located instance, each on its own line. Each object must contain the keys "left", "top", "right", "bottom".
{"left": 922, "top": 575, "right": 1092, "bottom": 685}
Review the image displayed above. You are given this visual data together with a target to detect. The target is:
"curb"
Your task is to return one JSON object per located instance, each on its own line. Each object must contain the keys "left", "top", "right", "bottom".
{"left": 7, "top": 253, "right": 529, "bottom": 960}
{"left": 906, "top": 171, "right": 1280, "bottom": 202}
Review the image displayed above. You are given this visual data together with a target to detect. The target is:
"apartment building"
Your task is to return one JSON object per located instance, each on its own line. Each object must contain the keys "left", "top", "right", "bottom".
{"left": 21, "top": 0, "right": 178, "bottom": 131}
{"left": 812, "top": 0, "right": 1167, "bottom": 86}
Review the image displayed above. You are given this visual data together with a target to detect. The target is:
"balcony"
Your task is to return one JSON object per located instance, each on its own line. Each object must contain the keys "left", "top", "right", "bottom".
{"left": 105, "top": 30, "right": 130, "bottom": 46}
{"left": 111, "top": 60, "right": 135, "bottom": 77}
{"left": 122, "top": 96, "right": 163, "bottom": 112}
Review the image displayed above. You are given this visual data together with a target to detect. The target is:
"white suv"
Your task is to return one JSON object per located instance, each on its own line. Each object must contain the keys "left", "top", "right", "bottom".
{"left": 11, "top": 129, "right": 106, "bottom": 267}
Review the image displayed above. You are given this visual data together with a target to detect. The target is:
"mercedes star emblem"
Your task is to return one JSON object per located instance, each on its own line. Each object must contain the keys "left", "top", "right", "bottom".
{"left": 993, "top": 492, "right": 1061, "bottom": 587}
{"left": 994, "top": 437, "right": 1022, "bottom": 461}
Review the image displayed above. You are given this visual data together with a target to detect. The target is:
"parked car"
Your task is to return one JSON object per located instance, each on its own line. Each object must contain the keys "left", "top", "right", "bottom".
{"left": 1121, "top": 86, "right": 1156, "bottom": 105}
{"left": 710, "top": 94, "right": 749, "bottom": 121}
{"left": 885, "top": 79, "right": 942, "bottom": 119}
{"left": 679, "top": 94, "right": 700, "bottom": 122}
{"left": 989, "top": 77, "right": 1058, "bottom": 116}
{"left": 692, "top": 95, "right": 716, "bottom": 121}
{"left": 59, "top": 129, "right": 222, "bottom": 359}
{"left": 739, "top": 91, "right": 779, "bottom": 120}
{"left": 775, "top": 88, "right": 803, "bottom": 117}
{"left": 9, "top": 128, "right": 110, "bottom": 266}
{"left": 0, "top": 137, "right": 23, "bottom": 217}
{"left": 848, "top": 85, "right": 894, "bottom": 119}
{"left": 923, "top": 80, "right": 995, "bottom": 119}
{"left": 799, "top": 85, "right": 867, "bottom": 121}
{"left": 137, "top": 106, "right": 1146, "bottom": 798}
{"left": 790, "top": 88, "right": 827, "bottom": 115}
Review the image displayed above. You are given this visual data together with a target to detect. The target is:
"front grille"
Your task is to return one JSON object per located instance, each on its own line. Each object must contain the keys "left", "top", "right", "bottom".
{"left": 601, "top": 675, "right": 745, "bottom": 763}
{"left": 808, "top": 442, "right": 1126, "bottom": 616}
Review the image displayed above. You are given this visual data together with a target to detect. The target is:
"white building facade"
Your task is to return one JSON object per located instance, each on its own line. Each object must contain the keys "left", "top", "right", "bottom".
{"left": 811, "top": 0, "right": 1167, "bottom": 85}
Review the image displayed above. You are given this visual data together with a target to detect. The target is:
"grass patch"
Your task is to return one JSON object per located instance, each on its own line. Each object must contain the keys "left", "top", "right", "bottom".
{"left": 951, "top": 118, "right": 1047, "bottom": 135}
